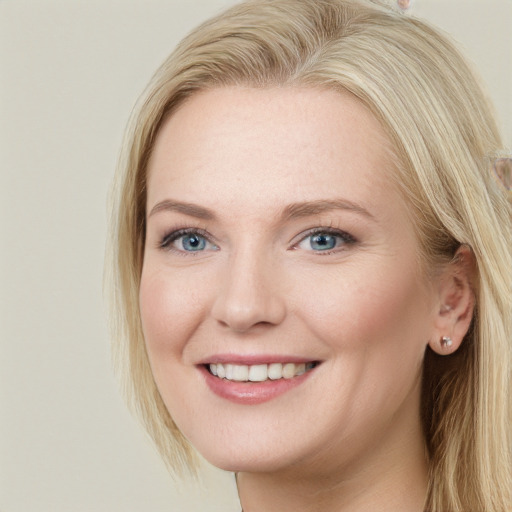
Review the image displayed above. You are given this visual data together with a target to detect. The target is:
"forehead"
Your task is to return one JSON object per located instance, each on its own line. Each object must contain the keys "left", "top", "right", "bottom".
{"left": 146, "top": 86, "right": 401, "bottom": 221}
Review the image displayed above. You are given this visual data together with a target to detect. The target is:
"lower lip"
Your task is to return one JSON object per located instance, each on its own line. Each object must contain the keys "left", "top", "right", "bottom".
{"left": 200, "top": 365, "right": 315, "bottom": 405}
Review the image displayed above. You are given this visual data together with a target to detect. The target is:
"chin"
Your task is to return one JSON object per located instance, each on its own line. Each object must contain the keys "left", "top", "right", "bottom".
{"left": 200, "top": 448, "right": 298, "bottom": 474}
{"left": 185, "top": 422, "right": 325, "bottom": 476}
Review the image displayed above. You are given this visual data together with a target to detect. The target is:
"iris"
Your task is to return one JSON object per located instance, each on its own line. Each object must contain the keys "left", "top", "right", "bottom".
{"left": 309, "top": 233, "right": 337, "bottom": 251}
{"left": 180, "top": 234, "right": 207, "bottom": 251}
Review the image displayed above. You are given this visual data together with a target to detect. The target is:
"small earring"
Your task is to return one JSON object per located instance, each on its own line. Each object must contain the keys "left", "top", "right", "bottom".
{"left": 441, "top": 336, "right": 453, "bottom": 348}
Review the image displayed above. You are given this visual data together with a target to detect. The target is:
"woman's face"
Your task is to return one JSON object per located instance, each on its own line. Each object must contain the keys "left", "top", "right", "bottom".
{"left": 140, "top": 87, "right": 438, "bottom": 476}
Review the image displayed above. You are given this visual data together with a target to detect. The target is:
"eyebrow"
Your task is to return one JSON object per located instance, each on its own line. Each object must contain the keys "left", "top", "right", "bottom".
{"left": 281, "top": 199, "right": 374, "bottom": 222}
{"left": 148, "top": 198, "right": 374, "bottom": 222}
{"left": 148, "top": 200, "right": 216, "bottom": 220}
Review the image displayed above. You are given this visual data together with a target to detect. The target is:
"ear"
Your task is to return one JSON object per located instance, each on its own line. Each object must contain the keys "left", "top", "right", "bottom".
{"left": 428, "top": 245, "right": 476, "bottom": 355}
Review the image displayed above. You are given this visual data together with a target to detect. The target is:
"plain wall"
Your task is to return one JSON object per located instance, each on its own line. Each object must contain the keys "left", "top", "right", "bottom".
{"left": 0, "top": 1, "right": 510, "bottom": 511}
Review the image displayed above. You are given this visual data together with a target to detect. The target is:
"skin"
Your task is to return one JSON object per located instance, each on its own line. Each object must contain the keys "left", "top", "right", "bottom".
{"left": 140, "top": 87, "right": 473, "bottom": 512}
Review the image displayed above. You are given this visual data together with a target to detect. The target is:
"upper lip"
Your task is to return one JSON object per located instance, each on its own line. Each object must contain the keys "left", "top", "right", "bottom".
{"left": 197, "top": 354, "right": 320, "bottom": 365}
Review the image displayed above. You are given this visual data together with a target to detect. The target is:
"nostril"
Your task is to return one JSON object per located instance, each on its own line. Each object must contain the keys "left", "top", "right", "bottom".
{"left": 212, "top": 296, "right": 287, "bottom": 333}
{"left": 215, "top": 319, "right": 279, "bottom": 334}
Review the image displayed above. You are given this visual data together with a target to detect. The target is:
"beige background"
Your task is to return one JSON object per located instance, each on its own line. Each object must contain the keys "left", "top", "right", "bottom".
{"left": 0, "top": 1, "right": 510, "bottom": 511}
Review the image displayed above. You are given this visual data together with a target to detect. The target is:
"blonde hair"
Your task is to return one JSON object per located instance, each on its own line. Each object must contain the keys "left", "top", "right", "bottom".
{"left": 107, "top": 1, "right": 512, "bottom": 510}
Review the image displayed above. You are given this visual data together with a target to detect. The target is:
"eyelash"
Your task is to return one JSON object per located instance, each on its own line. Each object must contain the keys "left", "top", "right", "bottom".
{"left": 157, "top": 227, "right": 357, "bottom": 255}
{"left": 158, "top": 227, "right": 217, "bottom": 254}
{"left": 293, "top": 227, "right": 357, "bottom": 255}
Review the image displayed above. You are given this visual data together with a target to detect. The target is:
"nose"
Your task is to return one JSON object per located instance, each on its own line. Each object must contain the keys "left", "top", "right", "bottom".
{"left": 211, "top": 248, "right": 287, "bottom": 333}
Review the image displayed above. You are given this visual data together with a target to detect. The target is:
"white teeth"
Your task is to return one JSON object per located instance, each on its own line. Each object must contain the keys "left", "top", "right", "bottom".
{"left": 208, "top": 362, "right": 316, "bottom": 382}
{"left": 232, "top": 365, "right": 249, "bottom": 381}
{"left": 216, "top": 364, "right": 226, "bottom": 379}
{"left": 295, "top": 363, "right": 306, "bottom": 376}
{"left": 268, "top": 363, "right": 282, "bottom": 380}
{"left": 282, "top": 363, "right": 295, "bottom": 379}
{"left": 249, "top": 364, "right": 267, "bottom": 382}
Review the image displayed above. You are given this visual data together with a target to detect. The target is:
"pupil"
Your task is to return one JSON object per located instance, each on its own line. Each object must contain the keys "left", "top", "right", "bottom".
{"left": 184, "top": 235, "right": 204, "bottom": 250}
{"left": 311, "top": 234, "right": 335, "bottom": 250}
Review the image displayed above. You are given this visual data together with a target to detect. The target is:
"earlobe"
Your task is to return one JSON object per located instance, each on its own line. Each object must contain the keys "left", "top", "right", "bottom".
{"left": 428, "top": 245, "right": 476, "bottom": 355}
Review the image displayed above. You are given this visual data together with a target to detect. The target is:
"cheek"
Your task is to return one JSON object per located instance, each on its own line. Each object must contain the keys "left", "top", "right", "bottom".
{"left": 300, "top": 262, "right": 432, "bottom": 433}
{"left": 139, "top": 268, "right": 202, "bottom": 363}
{"left": 295, "top": 259, "right": 433, "bottom": 356}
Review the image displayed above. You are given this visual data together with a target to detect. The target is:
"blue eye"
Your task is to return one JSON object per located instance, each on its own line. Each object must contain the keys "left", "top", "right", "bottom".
{"left": 160, "top": 229, "right": 217, "bottom": 253}
{"left": 180, "top": 233, "right": 207, "bottom": 251}
{"left": 297, "top": 229, "right": 355, "bottom": 253}
{"left": 309, "top": 233, "right": 337, "bottom": 251}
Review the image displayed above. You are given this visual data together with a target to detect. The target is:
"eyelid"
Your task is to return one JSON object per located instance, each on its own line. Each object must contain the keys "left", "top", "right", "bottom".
{"left": 156, "top": 225, "right": 355, "bottom": 254}
{"left": 291, "top": 227, "right": 357, "bottom": 253}
{"left": 158, "top": 227, "right": 219, "bottom": 253}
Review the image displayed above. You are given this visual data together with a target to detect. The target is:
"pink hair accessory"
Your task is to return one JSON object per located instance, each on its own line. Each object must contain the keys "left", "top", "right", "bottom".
{"left": 396, "top": 0, "right": 413, "bottom": 10}
{"left": 493, "top": 158, "right": 512, "bottom": 191}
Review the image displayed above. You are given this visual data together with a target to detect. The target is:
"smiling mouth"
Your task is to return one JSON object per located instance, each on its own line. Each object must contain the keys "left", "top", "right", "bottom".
{"left": 206, "top": 361, "right": 319, "bottom": 382}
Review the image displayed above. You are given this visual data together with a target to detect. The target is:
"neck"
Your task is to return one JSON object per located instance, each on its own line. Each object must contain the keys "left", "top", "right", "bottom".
{"left": 237, "top": 449, "right": 427, "bottom": 512}
{"left": 236, "top": 401, "right": 428, "bottom": 512}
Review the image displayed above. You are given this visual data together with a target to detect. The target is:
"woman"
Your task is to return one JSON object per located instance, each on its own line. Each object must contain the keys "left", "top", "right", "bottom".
{"left": 108, "top": 0, "right": 512, "bottom": 510}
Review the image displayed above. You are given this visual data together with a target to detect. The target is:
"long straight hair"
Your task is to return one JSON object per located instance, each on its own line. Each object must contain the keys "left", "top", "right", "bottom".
{"left": 107, "top": 1, "right": 512, "bottom": 510}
